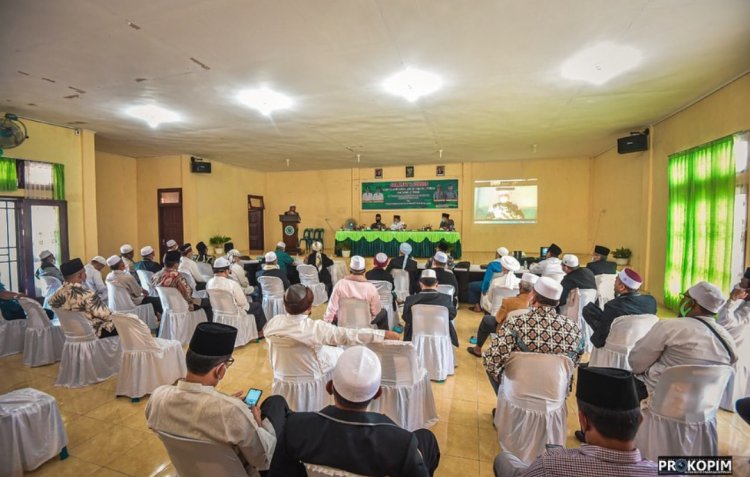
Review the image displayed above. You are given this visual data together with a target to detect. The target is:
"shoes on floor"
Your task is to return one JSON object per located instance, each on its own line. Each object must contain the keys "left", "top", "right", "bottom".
{"left": 466, "top": 346, "right": 482, "bottom": 358}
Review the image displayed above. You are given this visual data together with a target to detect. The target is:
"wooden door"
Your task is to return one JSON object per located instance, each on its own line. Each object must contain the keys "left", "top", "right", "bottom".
{"left": 248, "top": 195, "right": 264, "bottom": 251}
{"left": 158, "top": 188, "right": 183, "bottom": 259}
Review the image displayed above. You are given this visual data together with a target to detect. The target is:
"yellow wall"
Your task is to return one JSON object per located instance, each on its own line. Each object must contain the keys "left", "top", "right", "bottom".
{"left": 95, "top": 151, "right": 138, "bottom": 256}
{"left": 134, "top": 155, "right": 183, "bottom": 254}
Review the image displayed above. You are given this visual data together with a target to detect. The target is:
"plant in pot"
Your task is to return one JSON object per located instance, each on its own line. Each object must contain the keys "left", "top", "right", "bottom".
{"left": 209, "top": 235, "right": 232, "bottom": 255}
{"left": 612, "top": 247, "right": 632, "bottom": 266}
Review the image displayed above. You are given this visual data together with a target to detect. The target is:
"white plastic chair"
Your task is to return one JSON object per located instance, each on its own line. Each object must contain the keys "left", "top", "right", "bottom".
{"left": 369, "top": 280, "right": 397, "bottom": 330}
{"left": 328, "top": 261, "right": 347, "bottom": 287}
{"left": 107, "top": 283, "right": 158, "bottom": 330}
{"left": 111, "top": 313, "right": 186, "bottom": 399}
{"left": 53, "top": 308, "right": 121, "bottom": 388}
{"left": 258, "top": 276, "right": 286, "bottom": 320}
{"left": 338, "top": 298, "right": 374, "bottom": 330}
{"left": 436, "top": 284, "right": 455, "bottom": 298}
{"left": 561, "top": 288, "right": 598, "bottom": 354}
{"left": 411, "top": 304, "right": 455, "bottom": 381}
{"left": 195, "top": 262, "right": 214, "bottom": 282}
{"left": 181, "top": 271, "right": 208, "bottom": 299}
{"left": 0, "top": 388, "right": 68, "bottom": 476}
{"left": 266, "top": 337, "right": 336, "bottom": 412}
{"left": 304, "top": 463, "right": 374, "bottom": 477}
{"left": 155, "top": 287, "right": 208, "bottom": 346}
{"left": 391, "top": 269, "right": 410, "bottom": 302}
{"left": 18, "top": 298, "right": 65, "bottom": 367}
{"left": 207, "top": 289, "right": 258, "bottom": 347}
{"left": 155, "top": 431, "right": 248, "bottom": 477}
{"left": 0, "top": 309, "right": 27, "bottom": 358}
{"left": 588, "top": 314, "right": 659, "bottom": 370}
{"left": 485, "top": 286, "right": 519, "bottom": 316}
{"left": 595, "top": 274, "right": 616, "bottom": 309}
{"left": 635, "top": 364, "right": 734, "bottom": 461}
{"left": 40, "top": 276, "right": 62, "bottom": 310}
{"left": 298, "top": 264, "right": 329, "bottom": 306}
{"left": 136, "top": 270, "right": 155, "bottom": 296}
{"left": 494, "top": 352, "right": 574, "bottom": 464}
{"left": 367, "top": 341, "right": 438, "bottom": 431}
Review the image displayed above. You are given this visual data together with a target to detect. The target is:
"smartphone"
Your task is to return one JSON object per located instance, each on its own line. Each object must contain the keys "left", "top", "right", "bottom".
{"left": 243, "top": 388, "right": 262, "bottom": 407}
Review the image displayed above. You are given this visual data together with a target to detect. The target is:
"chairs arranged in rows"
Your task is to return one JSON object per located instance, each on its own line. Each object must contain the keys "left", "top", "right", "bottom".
{"left": 258, "top": 276, "right": 285, "bottom": 319}
{"left": 0, "top": 308, "right": 27, "bottom": 358}
{"left": 207, "top": 289, "right": 258, "bottom": 347}
{"left": 297, "top": 264, "right": 328, "bottom": 306}
{"left": 390, "top": 269, "right": 410, "bottom": 302}
{"left": 18, "top": 298, "right": 65, "bottom": 367}
{"left": 411, "top": 304, "right": 454, "bottom": 381}
{"left": 588, "top": 314, "right": 658, "bottom": 370}
{"left": 107, "top": 283, "right": 158, "bottom": 330}
{"left": 338, "top": 298, "right": 373, "bottom": 330}
{"left": 156, "top": 286, "right": 208, "bottom": 345}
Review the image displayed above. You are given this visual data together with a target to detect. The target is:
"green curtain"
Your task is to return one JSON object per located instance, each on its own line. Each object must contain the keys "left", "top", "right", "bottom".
{"left": 0, "top": 157, "right": 18, "bottom": 192}
{"left": 664, "top": 135, "right": 736, "bottom": 309}
{"left": 52, "top": 163, "right": 65, "bottom": 200}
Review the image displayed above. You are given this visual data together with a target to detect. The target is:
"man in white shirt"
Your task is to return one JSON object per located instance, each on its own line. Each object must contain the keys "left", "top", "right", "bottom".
{"left": 529, "top": 243, "right": 564, "bottom": 278}
{"left": 227, "top": 249, "right": 254, "bottom": 296}
{"left": 207, "top": 258, "right": 267, "bottom": 334}
{"left": 84, "top": 255, "right": 108, "bottom": 303}
{"left": 179, "top": 243, "right": 207, "bottom": 290}
{"left": 119, "top": 244, "right": 136, "bottom": 275}
{"left": 718, "top": 267, "right": 750, "bottom": 349}
{"left": 146, "top": 323, "right": 276, "bottom": 476}
{"left": 106, "top": 255, "right": 163, "bottom": 315}
{"left": 390, "top": 215, "right": 406, "bottom": 231}
{"left": 324, "top": 256, "right": 388, "bottom": 330}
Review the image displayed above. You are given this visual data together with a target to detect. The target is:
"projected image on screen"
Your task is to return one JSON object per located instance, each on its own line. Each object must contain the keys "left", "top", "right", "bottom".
{"left": 474, "top": 179, "right": 538, "bottom": 224}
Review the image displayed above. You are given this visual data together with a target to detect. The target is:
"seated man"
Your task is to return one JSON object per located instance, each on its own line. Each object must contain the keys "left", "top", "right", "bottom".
{"left": 208, "top": 258, "right": 267, "bottom": 333}
{"left": 629, "top": 281, "right": 737, "bottom": 399}
{"left": 1, "top": 275, "right": 54, "bottom": 320}
{"left": 262, "top": 345, "right": 440, "bottom": 476}
{"left": 425, "top": 241, "right": 455, "bottom": 270}
{"left": 274, "top": 241, "right": 295, "bottom": 276}
{"left": 48, "top": 258, "right": 117, "bottom": 338}
{"left": 305, "top": 242, "right": 333, "bottom": 294}
{"left": 84, "top": 255, "right": 109, "bottom": 303}
{"left": 35, "top": 250, "right": 64, "bottom": 283}
{"left": 194, "top": 241, "right": 214, "bottom": 264}
{"left": 106, "top": 255, "right": 162, "bottom": 315}
{"left": 718, "top": 267, "right": 750, "bottom": 350}
{"left": 162, "top": 239, "right": 179, "bottom": 265}
{"left": 324, "top": 256, "right": 388, "bottom": 330}
{"left": 494, "top": 367, "right": 657, "bottom": 477}
{"left": 559, "top": 254, "right": 596, "bottom": 308}
{"left": 582, "top": 268, "right": 657, "bottom": 348}
{"left": 227, "top": 249, "right": 255, "bottom": 295}
{"left": 439, "top": 213, "right": 455, "bottom": 231}
{"left": 258, "top": 251, "right": 291, "bottom": 297}
{"left": 483, "top": 277, "right": 582, "bottom": 394}
{"left": 468, "top": 246, "right": 509, "bottom": 313}
{"left": 402, "top": 269, "right": 457, "bottom": 347}
{"left": 365, "top": 253, "right": 393, "bottom": 286}
{"left": 528, "top": 243, "right": 563, "bottom": 277}
{"left": 146, "top": 323, "right": 276, "bottom": 475}
{"left": 386, "top": 243, "right": 420, "bottom": 295}
{"left": 370, "top": 213, "right": 387, "bottom": 231}
{"left": 135, "top": 246, "right": 162, "bottom": 274}
{"left": 430, "top": 251, "right": 459, "bottom": 307}
{"left": 178, "top": 243, "right": 207, "bottom": 290}
{"left": 390, "top": 214, "right": 406, "bottom": 231}
{"left": 119, "top": 244, "right": 136, "bottom": 273}
{"left": 467, "top": 273, "right": 537, "bottom": 358}
{"left": 153, "top": 250, "right": 212, "bottom": 321}
{"left": 586, "top": 244, "right": 617, "bottom": 275}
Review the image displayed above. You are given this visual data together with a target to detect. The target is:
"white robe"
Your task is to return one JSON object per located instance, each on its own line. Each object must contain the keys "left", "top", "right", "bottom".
{"left": 207, "top": 275, "right": 250, "bottom": 313}
{"left": 529, "top": 257, "right": 563, "bottom": 277}
{"left": 84, "top": 263, "right": 107, "bottom": 303}
{"left": 179, "top": 256, "right": 206, "bottom": 284}
{"left": 718, "top": 297, "right": 750, "bottom": 348}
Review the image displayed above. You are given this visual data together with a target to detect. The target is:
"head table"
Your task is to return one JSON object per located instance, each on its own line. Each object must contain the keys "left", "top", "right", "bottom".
{"left": 334, "top": 230, "right": 462, "bottom": 259}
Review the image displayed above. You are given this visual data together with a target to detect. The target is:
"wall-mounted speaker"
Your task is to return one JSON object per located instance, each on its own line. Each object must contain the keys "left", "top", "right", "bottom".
{"left": 617, "top": 130, "right": 649, "bottom": 154}
{"left": 190, "top": 156, "right": 211, "bottom": 173}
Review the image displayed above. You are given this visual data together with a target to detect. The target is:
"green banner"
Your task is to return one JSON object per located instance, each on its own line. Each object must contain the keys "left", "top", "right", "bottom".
{"left": 361, "top": 179, "right": 459, "bottom": 210}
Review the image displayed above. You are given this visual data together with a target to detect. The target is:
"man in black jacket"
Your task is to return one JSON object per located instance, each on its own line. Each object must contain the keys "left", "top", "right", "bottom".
{"left": 586, "top": 245, "right": 617, "bottom": 275}
{"left": 365, "top": 253, "right": 394, "bottom": 286}
{"left": 386, "top": 242, "right": 419, "bottom": 295}
{"left": 402, "top": 269, "right": 458, "bottom": 347}
{"left": 261, "top": 346, "right": 440, "bottom": 476}
{"left": 256, "top": 251, "right": 290, "bottom": 298}
{"left": 582, "top": 268, "right": 657, "bottom": 348}
{"left": 559, "top": 254, "right": 597, "bottom": 308}
{"left": 431, "top": 251, "right": 459, "bottom": 308}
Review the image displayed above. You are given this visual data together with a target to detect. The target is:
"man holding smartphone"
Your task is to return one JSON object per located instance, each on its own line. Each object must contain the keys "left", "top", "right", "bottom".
{"left": 146, "top": 323, "right": 276, "bottom": 476}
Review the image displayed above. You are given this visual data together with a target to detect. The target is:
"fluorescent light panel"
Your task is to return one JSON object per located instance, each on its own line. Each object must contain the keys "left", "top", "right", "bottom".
{"left": 383, "top": 67, "right": 442, "bottom": 102}
{"left": 126, "top": 104, "right": 180, "bottom": 128}
{"left": 561, "top": 42, "right": 642, "bottom": 85}
{"left": 237, "top": 87, "right": 293, "bottom": 116}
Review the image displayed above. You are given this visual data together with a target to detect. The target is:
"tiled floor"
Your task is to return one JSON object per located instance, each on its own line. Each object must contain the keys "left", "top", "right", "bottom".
{"left": 4, "top": 303, "right": 750, "bottom": 476}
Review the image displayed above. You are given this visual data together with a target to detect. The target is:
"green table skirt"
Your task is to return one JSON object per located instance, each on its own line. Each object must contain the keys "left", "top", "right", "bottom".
{"left": 334, "top": 231, "right": 462, "bottom": 258}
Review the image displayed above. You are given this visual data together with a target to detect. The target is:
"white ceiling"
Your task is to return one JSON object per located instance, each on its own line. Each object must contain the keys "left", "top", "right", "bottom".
{"left": 2, "top": 0, "right": 749, "bottom": 171}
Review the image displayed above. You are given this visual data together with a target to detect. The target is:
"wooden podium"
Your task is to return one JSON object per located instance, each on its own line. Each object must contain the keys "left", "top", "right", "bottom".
{"left": 279, "top": 214, "right": 301, "bottom": 254}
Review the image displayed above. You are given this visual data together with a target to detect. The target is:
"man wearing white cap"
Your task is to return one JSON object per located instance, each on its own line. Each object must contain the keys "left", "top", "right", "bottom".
{"left": 324, "top": 256, "right": 389, "bottom": 330}
{"left": 208, "top": 258, "right": 266, "bottom": 333}
{"left": 34, "top": 250, "right": 64, "bottom": 283}
{"left": 390, "top": 214, "right": 405, "bottom": 231}
{"left": 84, "top": 256, "right": 109, "bottom": 303}
{"left": 480, "top": 255, "right": 522, "bottom": 313}
{"left": 225, "top": 249, "right": 254, "bottom": 296}
{"left": 484, "top": 277, "right": 583, "bottom": 394}
{"left": 386, "top": 242, "right": 419, "bottom": 295}
{"left": 305, "top": 241, "right": 334, "bottom": 294}
{"left": 582, "top": 268, "right": 657, "bottom": 349}
{"left": 274, "top": 241, "right": 294, "bottom": 275}
{"left": 134, "top": 246, "right": 162, "bottom": 274}
{"left": 403, "top": 269, "right": 458, "bottom": 347}
{"left": 529, "top": 243, "right": 564, "bottom": 278}
{"left": 119, "top": 244, "right": 136, "bottom": 273}
{"left": 106, "top": 255, "right": 163, "bottom": 315}
{"left": 559, "top": 254, "right": 596, "bottom": 308}
{"left": 365, "top": 253, "right": 393, "bottom": 285}
{"left": 431, "top": 251, "right": 459, "bottom": 307}
{"left": 468, "top": 246, "right": 510, "bottom": 313}
{"left": 468, "top": 273, "right": 538, "bottom": 358}
{"left": 262, "top": 346, "right": 441, "bottom": 476}
{"left": 629, "top": 281, "right": 737, "bottom": 399}
{"left": 178, "top": 243, "right": 207, "bottom": 290}
{"left": 258, "top": 251, "right": 291, "bottom": 298}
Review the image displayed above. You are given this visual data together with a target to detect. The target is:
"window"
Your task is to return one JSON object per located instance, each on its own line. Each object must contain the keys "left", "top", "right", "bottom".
{"left": 23, "top": 161, "right": 53, "bottom": 199}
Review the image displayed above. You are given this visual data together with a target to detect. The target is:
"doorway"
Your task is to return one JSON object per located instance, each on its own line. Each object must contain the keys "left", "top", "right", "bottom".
{"left": 158, "top": 188, "right": 183, "bottom": 260}
{"left": 248, "top": 195, "right": 264, "bottom": 252}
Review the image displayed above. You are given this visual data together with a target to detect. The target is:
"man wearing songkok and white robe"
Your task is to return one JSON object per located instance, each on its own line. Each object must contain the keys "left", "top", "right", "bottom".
{"left": 529, "top": 243, "right": 564, "bottom": 277}
{"left": 208, "top": 257, "right": 266, "bottom": 332}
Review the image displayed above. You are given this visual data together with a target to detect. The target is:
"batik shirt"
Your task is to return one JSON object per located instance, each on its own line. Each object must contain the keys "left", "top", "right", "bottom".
{"left": 152, "top": 268, "right": 194, "bottom": 306}
{"left": 483, "top": 304, "right": 583, "bottom": 380}
{"left": 48, "top": 281, "right": 114, "bottom": 337}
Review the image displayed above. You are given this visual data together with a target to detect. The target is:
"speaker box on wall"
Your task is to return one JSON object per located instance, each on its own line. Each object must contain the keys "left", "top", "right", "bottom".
{"left": 617, "top": 133, "right": 649, "bottom": 154}
{"left": 190, "top": 157, "right": 212, "bottom": 173}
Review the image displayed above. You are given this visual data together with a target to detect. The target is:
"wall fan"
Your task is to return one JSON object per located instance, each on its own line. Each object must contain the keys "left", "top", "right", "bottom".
{"left": 0, "top": 114, "right": 28, "bottom": 149}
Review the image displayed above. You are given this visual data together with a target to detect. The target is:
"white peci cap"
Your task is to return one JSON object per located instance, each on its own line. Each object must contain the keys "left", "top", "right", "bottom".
{"left": 434, "top": 251, "right": 448, "bottom": 264}
{"left": 213, "top": 257, "right": 231, "bottom": 269}
{"left": 497, "top": 247, "right": 509, "bottom": 257}
{"left": 120, "top": 244, "right": 134, "bottom": 254}
{"left": 534, "top": 276, "right": 563, "bottom": 301}
{"left": 562, "top": 254, "right": 579, "bottom": 268}
{"left": 421, "top": 269, "right": 437, "bottom": 279}
{"left": 227, "top": 249, "right": 241, "bottom": 257}
{"left": 91, "top": 256, "right": 107, "bottom": 266}
{"left": 276, "top": 241, "right": 286, "bottom": 249}
{"left": 140, "top": 246, "right": 154, "bottom": 256}
{"left": 350, "top": 255, "right": 366, "bottom": 271}
{"left": 166, "top": 239, "right": 178, "bottom": 248}
{"left": 618, "top": 268, "right": 643, "bottom": 290}
{"left": 106, "top": 255, "right": 122, "bottom": 267}
{"left": 521, "top": 272, "right": 539, "bottom": 285}
{"left": 688, "top": 281, "right": 726, "bottom": 314}
{"left": 264, "top": 251, "right": 277, "bottom": 263}
{"left": 39, "top": 250, "right": 53, "bottom": 260}
{"left": 500, "top": 255, "right": 521, "bottom": 272}
{"left": 332, "top": 346, "right": 382, "bottom": 403}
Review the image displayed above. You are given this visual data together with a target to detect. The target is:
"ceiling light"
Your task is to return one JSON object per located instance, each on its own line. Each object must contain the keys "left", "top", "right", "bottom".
{"left": 383, "top": 68, "right": 442, "bottom": 102}
{"left": 237, "top": 87, "right": 293, "bottom": 116}
{"left": 125, "top": 104, "right": 180, "bottom": 128}
{"left": 561, "top": 42, "right": 642, "bottom": 85}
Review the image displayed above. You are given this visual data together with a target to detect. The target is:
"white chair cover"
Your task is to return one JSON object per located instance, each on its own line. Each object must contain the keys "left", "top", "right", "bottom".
{"left": 391, "top": 269, "right": 410, "bottom": 302}
{"left": 588, "top": 314, "right": 659, "bottom": 370}
{"left": 155, "top": 431, "right": 248, "bottom": 477}
{"left": 107, "top": 283, "right": 158, "bottom": 330}
{"left": 483, "top": 286, "right": 519, "bottom": 316}
{"left": 195, "top": 262, "right": 214, "bottom": 282}
{"left": 367, "top": 341, "right": 438, "bottom": 431}
{"left": 40, "top": 276, "right": 62, "bottom": 310}
{"left": 328, "top": 261, "right": 347, "bottom": 287}
{"left": 370, "top": 280, "right": 396, "bottom": 330}
{"left": 298, "top": 264, "right": 329, "bottom": 306}
{"left": 258, "top": 276, "right": 286, "bottom": 320}
{"left": 266, "top": 336, "right": 337, "bottom": 412}
{"left": 155, "top": 287, "right": 208, "bottom": 345}
{"left": 561, "top": 288, "right": 598, "bottom": 354}
{"left": 635, "top": 364, "right": 734, "bottom": 461}
{"left": 720, "top": 339, "right": 750, "bottom": 411}
{"left": 0, "top": 311, "right": 27, "bottom": 358}
{"left": 53, "top": 308, "right": 121, "bottom": 388}
{"left": 111, "top": 313, "right": 186, "bottom": 398}
{"left": 18, "top": 298, "right": 65, "bottom": 367}
{"left": 494, "top": 352, "right": 574, "bottom": 464}
{"left": 0, "top": 388, "right": 68, "bottom": 476}
{"left": 136, "top": 270, "right": 155, "bottom": 296}
{"left": 436, "top": 284, "right": 455, "bottom": 298}
{"left": 412, "top": 304, "right": 455, "bottom": 381}
{"left": 304, "top": 463, "right": 373, "bottom": 477}
{"left": 338, "top": 298, "right": 374, "bottom": 330}
{"left": 595, "top": 274, "right": 616, "bottom": 309}
{"left": 181, "top": 271, "right": 208, "bottom": 299}
{"left": 207, "top": 289, "right": 258, "bottom": 347}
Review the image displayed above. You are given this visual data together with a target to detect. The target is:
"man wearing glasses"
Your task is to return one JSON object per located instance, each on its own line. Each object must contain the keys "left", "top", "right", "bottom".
{"left": 146, "top": 323, "right": 277, "bottom": 476}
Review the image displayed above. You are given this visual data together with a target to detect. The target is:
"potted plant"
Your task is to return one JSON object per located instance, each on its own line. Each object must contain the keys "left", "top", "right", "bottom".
{"left": 612, "top": 247, "right": 632, "bottom": 266}
{"left": 209, "top": 235, "right": 232, "bottom": 255}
